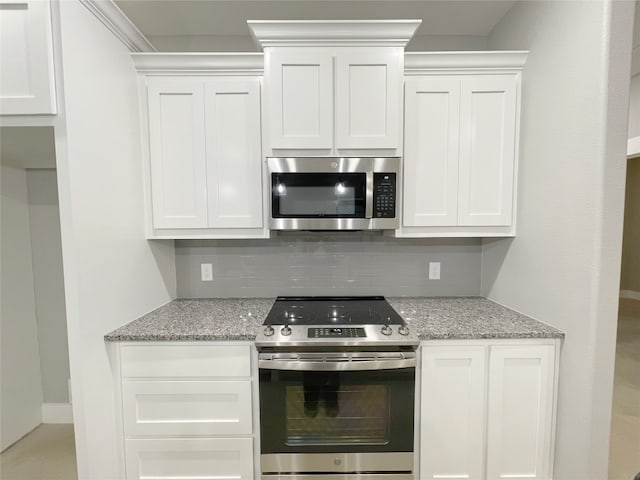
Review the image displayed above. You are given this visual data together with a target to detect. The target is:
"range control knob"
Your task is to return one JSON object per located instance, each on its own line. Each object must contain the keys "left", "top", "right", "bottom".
{"left": 398, "top": 325, "right": 410, "bottom": 336}
{"left": 381, "top": 324, "right": 392, "bottom": 336}
{"left": 263, "top": 325, "right": 275, "bottom": 337}
{"left": 281, "top": 324, "right": 292, "bottom": 336}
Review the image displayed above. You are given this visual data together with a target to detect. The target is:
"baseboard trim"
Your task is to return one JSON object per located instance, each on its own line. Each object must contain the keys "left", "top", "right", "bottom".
{"left": 41, "top": 403, "right": 73, "bottom": 424}
{"left": 620, "top": 290, "right": 640, "bottom": 301}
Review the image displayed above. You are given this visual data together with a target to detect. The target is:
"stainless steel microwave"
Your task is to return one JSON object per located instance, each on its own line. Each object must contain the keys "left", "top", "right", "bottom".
{"left": 267, "top": 157, "right": 400, "bottom": 231}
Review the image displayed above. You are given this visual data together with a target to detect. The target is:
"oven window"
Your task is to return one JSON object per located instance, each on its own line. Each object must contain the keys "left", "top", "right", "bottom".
{"left": 259, "top": 367, "right": 414, "bottom": 454}
{"left": 272, "top": 173, "right": 366, "bottom": 218}
{"left": 286, "top": 378, "right": 389, "bottom": 445}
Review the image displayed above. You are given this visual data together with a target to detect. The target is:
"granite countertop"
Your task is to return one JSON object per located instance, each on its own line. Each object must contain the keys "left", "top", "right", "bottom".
{"left": 104, "top": 297, "right": 564, "bottom": 342}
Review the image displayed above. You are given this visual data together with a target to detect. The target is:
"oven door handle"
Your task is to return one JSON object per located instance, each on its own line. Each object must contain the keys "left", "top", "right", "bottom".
{"left": 258, "top": 357, "right": 416, "bottom": 372}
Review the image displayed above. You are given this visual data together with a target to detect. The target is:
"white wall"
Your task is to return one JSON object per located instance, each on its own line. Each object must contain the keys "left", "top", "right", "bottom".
{"left": 26, "top": 169, "right": 70, "bottom": 403}
{"left": 0, "top": 164, "right": 44, "bottom": 451}
{"left": 53, "top": 1, "right": 176, "bottom": 477}
{"left": 483, "top": 1, "right": 632, "bottom": 479}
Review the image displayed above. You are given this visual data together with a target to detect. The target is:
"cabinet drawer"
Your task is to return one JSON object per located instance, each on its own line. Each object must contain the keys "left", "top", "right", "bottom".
{"left": 125, "top": 437, "right": 254, "bottom": 480}
{"left": 120, "top": 344, "right": 251, "bottom": 378}
{"left": 123, "top": 380, "right": 252, "bottom": 437}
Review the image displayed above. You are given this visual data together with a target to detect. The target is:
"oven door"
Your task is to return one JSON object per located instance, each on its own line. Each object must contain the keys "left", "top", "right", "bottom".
{"left": 258, "top": 352, "right": 415, "bottom": 476}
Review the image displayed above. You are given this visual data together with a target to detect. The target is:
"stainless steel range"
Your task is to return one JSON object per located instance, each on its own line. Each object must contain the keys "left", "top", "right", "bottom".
{"left": 256, "top": 296, "right": 419, "bottom": 480}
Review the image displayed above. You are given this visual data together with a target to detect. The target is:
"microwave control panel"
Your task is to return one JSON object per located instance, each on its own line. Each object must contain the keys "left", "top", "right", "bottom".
{"left": 373, "top": 173, "right": 396, "bottom": 218}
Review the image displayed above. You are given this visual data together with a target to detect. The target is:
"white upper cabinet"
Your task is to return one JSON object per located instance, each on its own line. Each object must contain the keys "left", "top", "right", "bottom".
{"left": 204, "top": 79, "right": 263, "bottom": 229}
{"left": 400, "top": 52, "right": 527, "bottom": 237}
{"left": 249, "top": 20, "right": 420, "bottom": 156}
{"left": 267, "top": 49, "right": 333, "bottom": 149}
{"left": 0, "top": 0, "right": 56, "bottom": 115}
{"left": 404, "top": 76, "right": 460, "bottom": 226}
{"left": 135, "top": 54, "right": 267, "bottom": 239}
{"left": 335, "top": 48, "right": 402, "bottom": 150}
{"left": 147, "top": 79, "right": 208, "bottom": 229}
{"left": 458, "top": 76, "right": 517, "bottom": 226}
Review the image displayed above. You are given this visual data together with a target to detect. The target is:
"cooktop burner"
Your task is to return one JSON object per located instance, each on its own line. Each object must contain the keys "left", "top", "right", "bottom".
{"left": 263, "top": 296, "right": 405, "bottom": 326}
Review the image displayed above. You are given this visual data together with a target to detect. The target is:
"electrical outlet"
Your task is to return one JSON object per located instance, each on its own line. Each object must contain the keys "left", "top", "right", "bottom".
{"left": 201, "top": 263, "right": 213, "bottom": 281}
{"left": 428, "top": 262, "right": 441, "bottom": 280}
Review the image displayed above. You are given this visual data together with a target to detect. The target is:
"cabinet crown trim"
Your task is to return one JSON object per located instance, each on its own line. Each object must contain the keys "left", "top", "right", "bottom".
{"left": 132, "top": 53, "right": 264, "bottom": 74}
{"left": 405, "top": 51, "right": 528, "bottom": 73}
{"left": 248, "top": 20, "right": 421, "bottom": 48}
{"left": 79, "top": 0, "right": 156, "bottom": 52}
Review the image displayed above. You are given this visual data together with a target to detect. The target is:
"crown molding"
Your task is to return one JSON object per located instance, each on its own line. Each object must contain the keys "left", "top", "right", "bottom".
{"left": 131, "top": 53, "right": 264, "bottom": 75}
{"left": 405, "top": 51, "right": 528, "bottom": 74}
{"left": 247, "top": 20, "right": 421, "bottom": 48}
{"left": 79, "top": 0, "right": 155, "bottom": 52}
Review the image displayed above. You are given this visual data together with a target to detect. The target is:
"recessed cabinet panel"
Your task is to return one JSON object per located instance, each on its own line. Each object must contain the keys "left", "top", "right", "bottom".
{"left": 122, "top": 380, "right": 252, "bottom": 436}
{"left": 0, "top": 0, "right": 56, "bottom": 115}
{"left": 403, "top": 78, "right": 460, "bottom": 226}
{"left": 121, "top": 344, "right": 251, "bottom": 378}
{"left": 125, "top": 437, "right": 254, "bottom": 480}
{"left": 458, "top": 76, "right": 517, "bottom": 226}
{"left": 486, "top": 345, "right": 554, "bottom": 480}
{"left": 147, "top": 80, "right": 208, "bottom": 229}
{"left": 336, "top": 50, "right": 400, "bottom": 149}
{"left": 205, "top": 80, "right": 263, "bottom": 228}
{"left": 421, "top": 346, "right": 486, "bottom": 480}
{"left": 268, "top": 50, "right": 333, "bottom": 149}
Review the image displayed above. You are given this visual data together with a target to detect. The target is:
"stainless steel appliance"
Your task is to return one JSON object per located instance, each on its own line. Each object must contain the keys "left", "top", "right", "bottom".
{"left": 256, "top": 296, "right": 419, "bottom": 480}
{"left": 267, "top": 157, "right": 400, "bottom": 231}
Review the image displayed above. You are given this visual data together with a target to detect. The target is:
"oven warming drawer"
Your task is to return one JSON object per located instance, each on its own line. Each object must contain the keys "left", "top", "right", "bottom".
{"left": 262, "top": 475, "right": 414, "bottom": 480}
{"left": 262, "top": 452, "right": 413, "bottom": 474}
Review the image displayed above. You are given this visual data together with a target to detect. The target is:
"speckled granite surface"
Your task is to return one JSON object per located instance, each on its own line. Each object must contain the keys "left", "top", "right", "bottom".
{"left": 387, "top": 297, "right": 563, "bottom": 340}
{"left": 104, "top": 297, "right": 563, "bottom": 342}
{"left": 104, "top": 298, "right": 275, "bottom": 341}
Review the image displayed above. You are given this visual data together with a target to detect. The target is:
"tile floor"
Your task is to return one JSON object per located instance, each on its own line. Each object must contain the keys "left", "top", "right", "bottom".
{"left": 1, "top": 300, "right": 638, "bottom": 480}
{"left": 0, "top": 424, "right": 77, "bottom": 480}
{"left": 609, "top": 298, "right": 640, "bottom": 480}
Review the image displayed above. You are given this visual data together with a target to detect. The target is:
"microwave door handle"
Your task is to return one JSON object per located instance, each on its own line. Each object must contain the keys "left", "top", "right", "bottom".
{"left": 258, "top": 357, "right": 416, "bottom": 372}
{"left": 365, "top": 171, "right": 374, "bottom": 219}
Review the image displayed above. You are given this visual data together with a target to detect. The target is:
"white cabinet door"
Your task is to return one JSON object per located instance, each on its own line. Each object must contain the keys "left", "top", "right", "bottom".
{"left": 421, "top": 345, "right": 487, "bottom": 480}
{"left": 403, "top": 77, "right": 460, "bottom": 227}
{"left": 125, "top": 437, "right": 254, "bottom": 480}
{"left": 122, "top": 380, "right": 253, "bottom": 437}
{"left": 0, "top": 0, "right": 56, "bottom": 115}
{"left": 147, "top": 79, "right": 208, "bottom": 229}
{"left": 335, "top": 48, "right": 401, "bottom": 150}
{"left": 205, "top": 79, "right": 263, "bottom": 228}
{"left": 266, "top": 49, "right": 333, "bottom": 149}
{"left": 458, "top": 76, "right": 517, "bottom": 226}
{"left": 486, "top": 345, "right": 555, "bottom": 480}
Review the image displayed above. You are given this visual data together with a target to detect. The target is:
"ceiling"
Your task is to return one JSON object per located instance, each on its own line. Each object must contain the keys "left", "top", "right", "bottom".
{"left": 114, "top": 0, "right": 517, "bottom": 51}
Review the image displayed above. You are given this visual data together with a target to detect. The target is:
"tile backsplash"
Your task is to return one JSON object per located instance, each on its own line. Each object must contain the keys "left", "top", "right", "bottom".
{"left": 175, "top": 232, "right": 481, "bottom": 298}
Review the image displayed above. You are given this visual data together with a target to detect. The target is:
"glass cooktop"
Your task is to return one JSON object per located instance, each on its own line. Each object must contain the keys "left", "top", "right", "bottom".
{"left": 263, "top": 296, "right": 405, "bottom": 326}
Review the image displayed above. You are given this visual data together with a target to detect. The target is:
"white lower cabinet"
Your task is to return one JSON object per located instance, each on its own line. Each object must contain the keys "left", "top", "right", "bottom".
{"left": 117, "top": 342, "right": 255, "bottom": 480}
{"left": 420, "top": 341, "right": 559, "bottom": 480}
{"left": 125, "top": 437, "right": 254, "bottom": 480}
{"left": 420, "top": 346, "right": 487, "bottom": 479}
{"left": 122, "top": 380, "right": 253, "bottom": 437}
{"left": 486, "top": 345, "right": 555, "bottom": 480}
